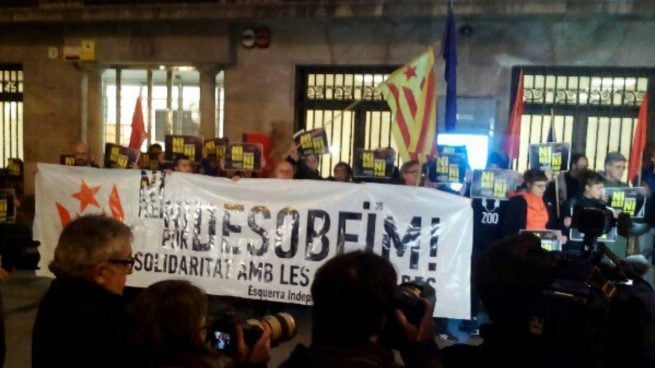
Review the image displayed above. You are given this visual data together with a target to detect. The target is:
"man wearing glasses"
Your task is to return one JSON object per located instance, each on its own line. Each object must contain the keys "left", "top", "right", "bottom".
{"left": 32, "top": 215, "right": 134, "bottom": 368}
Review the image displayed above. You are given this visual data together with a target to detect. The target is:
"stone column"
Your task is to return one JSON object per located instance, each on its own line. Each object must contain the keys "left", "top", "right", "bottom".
{"left": 198, "top": 64, "right": 219, "bottom": 139}
{"left": 84, "top": 66, "right": 105, "bottom": 164}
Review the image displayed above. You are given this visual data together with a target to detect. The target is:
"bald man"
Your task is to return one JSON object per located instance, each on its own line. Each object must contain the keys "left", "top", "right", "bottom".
{"left": 73, "top": 142, "right": 98, "bottom": 167}
{"left": 272, "top": 161, "right": 294, "bottom": 180}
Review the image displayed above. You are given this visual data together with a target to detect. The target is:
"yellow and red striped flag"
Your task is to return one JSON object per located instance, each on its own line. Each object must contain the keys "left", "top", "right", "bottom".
{"left": 379, "top": 48, "right": 437, "bottom": 162}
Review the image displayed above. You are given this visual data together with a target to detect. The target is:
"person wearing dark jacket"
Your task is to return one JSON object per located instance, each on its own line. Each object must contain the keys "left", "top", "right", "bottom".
{"left": 327, "top": 161, "right": 353, "bottom": 182}
{"left": 544, "top": 153, "right": 588, "bottom": 209}
{"left": 129, "top": 279, "right": 271, "bottom": 368}
{"left": 443, "top": 232, "right": 655, "bottom": 368}
{"left": 32, "top": 215, "right": 134, "bottom": 368}
{"left": 280, "top": 251, "right": 443, "bottom": 368}
{"left": 442, "top": 233, "right": 561, "bottom": 368}
{"left": 561, "top": 171, "right": 607, "bottom": 253}
{"left": 502, "top": 169, "right": 558, "bottom": 237}
{"left": 285, "top": 143, "right": 323, "bottom": 180}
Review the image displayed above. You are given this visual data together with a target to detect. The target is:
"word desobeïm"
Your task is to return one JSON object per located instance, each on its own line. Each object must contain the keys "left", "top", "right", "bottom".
{"left": 149, "top": 200, "right": 441, "bottom": 270}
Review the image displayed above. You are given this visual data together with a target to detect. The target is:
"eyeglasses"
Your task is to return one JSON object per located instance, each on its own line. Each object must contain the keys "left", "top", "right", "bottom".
{"left": 108, "top": 256, "right": 135, "bottom": 271}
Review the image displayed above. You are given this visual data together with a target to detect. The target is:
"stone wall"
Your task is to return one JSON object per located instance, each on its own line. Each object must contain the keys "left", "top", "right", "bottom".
{"left": 0, "top": 8, "right": 654, "bottom": 193}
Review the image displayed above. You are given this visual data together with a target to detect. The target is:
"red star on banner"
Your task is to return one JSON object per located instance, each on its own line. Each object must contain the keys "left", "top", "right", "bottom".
{"left": 403, "top": 65, "right": 417, "bottom": 81}
{"left": 71, "top": 180, "right": 101, "bottom": 212}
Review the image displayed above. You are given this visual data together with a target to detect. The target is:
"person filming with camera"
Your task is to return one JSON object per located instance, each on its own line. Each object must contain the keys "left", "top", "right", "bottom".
{"left": 440, "top": 229, "right": 655, "bottom": 368}
{"left": 129, "top": 279, "right": 272, "bottom": 368}
{"left": 280, "top": 250, "right": 443, "bottom": 368}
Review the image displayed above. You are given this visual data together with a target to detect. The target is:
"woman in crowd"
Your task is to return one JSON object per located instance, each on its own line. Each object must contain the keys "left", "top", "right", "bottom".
{"left": 400, "top": 160, "right": 421, "bottom": 186}
{"left": 328, "top": 162, "right": 353, "bottom": 182}
{"left": 129, "top": 280, "right": 270, "bottom": 368}
{"left": 502, "top": 169, "right": 558, "bottom": 237}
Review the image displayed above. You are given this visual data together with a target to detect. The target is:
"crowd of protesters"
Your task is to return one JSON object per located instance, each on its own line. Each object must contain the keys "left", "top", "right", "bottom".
{"left": 53, "top": 139, "right": 655, "bottom": 333}
{"left": 1, "top": 136, "right": 654, "bottom": 367}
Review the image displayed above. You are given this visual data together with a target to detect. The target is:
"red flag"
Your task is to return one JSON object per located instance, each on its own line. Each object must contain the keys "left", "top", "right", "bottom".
{"left": 243, "top": 133, "right": 273, "bottom": 177}
{"left": 628, "top": 93, "right": 649, "bottom": 182}
{"left": 128, "top": 96, "right": 146, "bottom": 150}
{"left": 503, "top": 70, "right": 525, "bottom": 162}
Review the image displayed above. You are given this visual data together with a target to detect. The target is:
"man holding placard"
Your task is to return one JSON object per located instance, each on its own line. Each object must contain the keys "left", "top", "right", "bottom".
{"left": 545, "top": 153, "right": 588, "bottom": 207}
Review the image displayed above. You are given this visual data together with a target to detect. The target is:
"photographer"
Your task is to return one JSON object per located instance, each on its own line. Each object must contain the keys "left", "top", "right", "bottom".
{"left": 280, "top": 251, "right": 443, "bottom": 368}
{"left": 442, "top": 233, "right": 561, "bottom": 367}
{"left": 443, "top": 231, "right": 655, "bottom": 368}
{"left": 129, "top": 279, "right": 271, "bottom": 368}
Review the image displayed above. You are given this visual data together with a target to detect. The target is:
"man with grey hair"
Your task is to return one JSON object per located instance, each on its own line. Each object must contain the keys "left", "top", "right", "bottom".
{"left": 602, "top": 151, "right": 628, "bottom": 187}
{"left": 32, "top": 215, "right": 134, "bottom": 368}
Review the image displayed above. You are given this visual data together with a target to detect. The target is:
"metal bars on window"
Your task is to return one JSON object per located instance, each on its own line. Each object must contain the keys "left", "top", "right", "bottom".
{"left": 296, "top": 66, "right": 396, "bottom": 178}
{"left": 0, "top": 64, "right": 23, "bottom": 167}
{"left": 513, "top": 67, "right": 653, "bottom": 181}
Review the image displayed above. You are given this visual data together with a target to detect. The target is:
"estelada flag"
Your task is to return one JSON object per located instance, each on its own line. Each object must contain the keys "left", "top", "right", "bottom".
{"left": 128, "top": 96, "right": 147, "bottom": 150}
{"left": 503, "top": 70, "right": 525, "bottom": 162}
{"left": 379, "top": 48, "right": 437, "bottom": 162}
{"left": 628, "top": 93, "right": 648, "bottom": 182}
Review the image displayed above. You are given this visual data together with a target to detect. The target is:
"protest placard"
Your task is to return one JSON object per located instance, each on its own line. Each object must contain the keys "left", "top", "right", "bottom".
{"left": 297, "top": 128, "right": 329, "bottom": 157}
{"left": 223, "top": 143, "right": 263, "bottom": 171}
{"left": 470, "top": 169, "right": 517, "bottom": 200}
{"left": 103, "top": 143, "right": 140, "bottom": 169}
{"left": 353, "top": 148, "right": 396, "bottom": 178}
{"left": 528, "top": 143, "right": 571, "bottom": 172}
{"left": 165, "top": 135, "right": 204, "bottom": 162}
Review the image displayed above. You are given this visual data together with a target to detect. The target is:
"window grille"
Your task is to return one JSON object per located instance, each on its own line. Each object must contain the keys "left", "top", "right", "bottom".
{"left": 0, "top": 64, "right": 23, "bottom": 167}
{"left": 296, "top": 66, "right": 398, "bottom": 178}
{"left": 512, "top": 67, "right": 653, "bottom": 182}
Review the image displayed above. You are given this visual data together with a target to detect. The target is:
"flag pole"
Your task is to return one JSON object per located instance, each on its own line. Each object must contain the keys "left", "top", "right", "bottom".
{"left": 550, "top": 107, "right": 555, "bottom": 142}
{"left": 319, "top": 99, "right": 363, "bottom": 130}
{"left": 550, "top": 107, "right": 561, "bottom": 217}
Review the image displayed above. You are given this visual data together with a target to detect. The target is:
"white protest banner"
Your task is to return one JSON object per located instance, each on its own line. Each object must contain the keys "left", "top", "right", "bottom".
{"left": 34, "top": 163, "right": 473, "bottom": 319}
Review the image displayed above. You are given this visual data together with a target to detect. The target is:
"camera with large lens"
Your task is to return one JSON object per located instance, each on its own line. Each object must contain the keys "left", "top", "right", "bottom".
{"left": 394, "top": 281, "right": 436, "bottom": 326}
{"left": 381, "top": 281, "right": 436, "bottom": 348}
{"left": 208, "top": 311, "right": 297, "bottom": 355}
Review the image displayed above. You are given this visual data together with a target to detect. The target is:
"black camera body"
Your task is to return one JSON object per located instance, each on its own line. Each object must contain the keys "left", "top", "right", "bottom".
{"left": 381, "top": 281, "right": 436, "bottom": 348}
{"left": 525, "top": 205, "right": 655, "bottom": 367}
{"left": 571, "top": 206, "right": 615, "bottom": 239}
{"left": 208, "top": 312, "right": 296, "bottom": 355}
{"left": 393, "top": 281, "right": 436, "bottom": 326}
